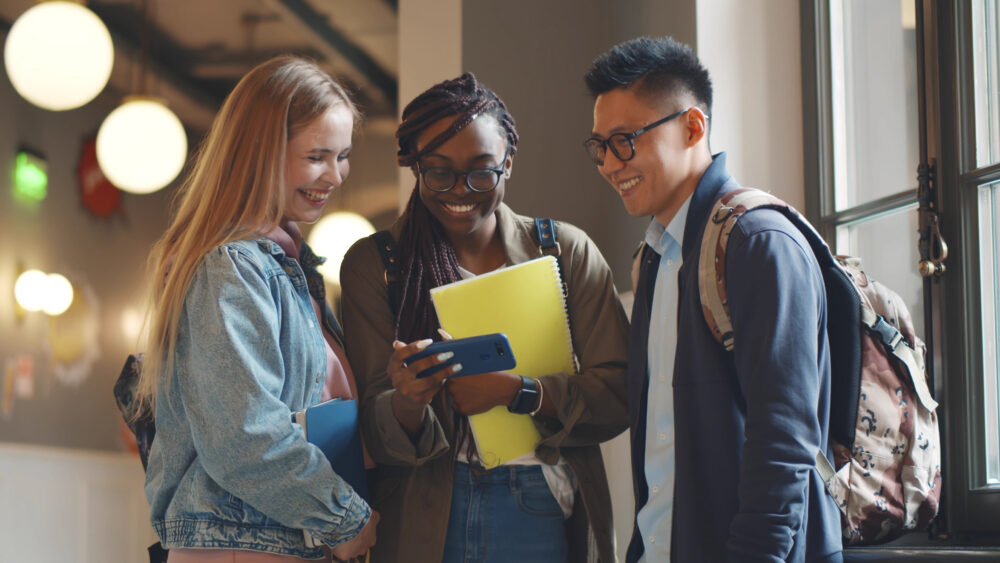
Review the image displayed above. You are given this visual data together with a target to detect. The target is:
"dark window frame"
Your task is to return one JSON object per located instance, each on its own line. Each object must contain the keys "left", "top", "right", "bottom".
{"left": 938, "top": 0, "right": 1000, "bottom": 533}
{"left": 801, "top": 0, "right": 1000, "bottom": 550}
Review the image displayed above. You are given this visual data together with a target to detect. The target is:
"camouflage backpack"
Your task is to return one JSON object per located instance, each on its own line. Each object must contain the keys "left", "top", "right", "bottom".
{"left": 697, "top": 188, "right": 941, "bottom": 545}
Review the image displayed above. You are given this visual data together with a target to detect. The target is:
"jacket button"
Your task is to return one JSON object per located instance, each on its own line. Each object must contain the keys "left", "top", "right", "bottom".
{"left": 315, "top": 374, "right": 322, "bottom": 383}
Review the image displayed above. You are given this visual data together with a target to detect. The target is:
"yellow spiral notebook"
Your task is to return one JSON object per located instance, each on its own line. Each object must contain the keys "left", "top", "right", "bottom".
{"left": 430, "top": 255, "right": 576, "bottom": 468}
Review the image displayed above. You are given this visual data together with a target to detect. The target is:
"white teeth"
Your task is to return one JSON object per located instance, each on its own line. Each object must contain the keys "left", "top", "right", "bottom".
{"left": 443, "top": 202, "right": 476, "bottom": 213}
{"left": 619, "top": 177, "right": 640, "bottom": 191}
{"left": 301, "top": 190, "right": 327, "bottom": 202}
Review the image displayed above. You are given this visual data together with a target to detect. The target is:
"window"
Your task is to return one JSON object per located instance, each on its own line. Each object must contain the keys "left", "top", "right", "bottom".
{"left": 973, "top": 0, "right": 1000, "bottom": 168}
{"left": 804, "top": 0, "right": 1000, "bottom": 540}
{"left": 823, "top": 0, "right": 926, "bottom": 336}
{"left": 972, "top": 2, "right": 1000, "bottom": 490}
{"left": 979, "top": 182, "right": 1000, "bottom": 486}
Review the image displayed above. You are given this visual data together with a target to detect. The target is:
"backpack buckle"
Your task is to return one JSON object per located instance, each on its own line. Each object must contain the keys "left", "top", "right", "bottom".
{"left": 712, "top": 205, "right": 737, "bottom": 224}
{"left": 538, "top": 241, "right": 561, "bottom": 257}
{"left": 870, "top": 316, "right": 903, "bottom": 350}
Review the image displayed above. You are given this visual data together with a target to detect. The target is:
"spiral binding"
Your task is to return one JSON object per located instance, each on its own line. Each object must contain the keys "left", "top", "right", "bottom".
{"left": 544, "top": 255, "right": 578, "bottom": 375}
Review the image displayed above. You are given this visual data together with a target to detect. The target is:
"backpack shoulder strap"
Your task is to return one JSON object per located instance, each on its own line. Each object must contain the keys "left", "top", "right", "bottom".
{"left": 698, "top": 188, "right": 809, "bottom": 351}
{"left": 534, "top": 217, "right": 568, "bottom": 298}
{"left": 534, "top": 217, "right": 580, "bottom": 371}
{"left": 371, "top": 230, "right": 400, "bottom": 317}
{"left": 534, "top": 217, "right": 559, "bottom": 256}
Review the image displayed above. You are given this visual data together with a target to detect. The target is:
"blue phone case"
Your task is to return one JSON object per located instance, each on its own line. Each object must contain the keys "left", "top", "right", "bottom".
{"left": 405, "top": 333, "right": 516, "bottom": 379}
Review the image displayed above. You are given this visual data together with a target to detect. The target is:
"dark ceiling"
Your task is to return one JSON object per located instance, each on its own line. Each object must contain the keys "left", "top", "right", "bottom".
{"left": 0, "top": 0, "right": 399, "bottom": 128}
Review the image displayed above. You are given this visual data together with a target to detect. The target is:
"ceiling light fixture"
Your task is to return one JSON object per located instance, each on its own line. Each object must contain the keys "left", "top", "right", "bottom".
{"left": 307, "top": 212, "right": 376, "bottom": 285}
{"left": 95, "top": 0, "right": 186, "bottom": 194}
{"left": 13, "top": 269, "right": 74, "bottom": 316}
{"left": 3, "top": 1, "right": 114, "bottom": 111}
{"left": 97, "top": 97, "right": 187, "bottom": 194}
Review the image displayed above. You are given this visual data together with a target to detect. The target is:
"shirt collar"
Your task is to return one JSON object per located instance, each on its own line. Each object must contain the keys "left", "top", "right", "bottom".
{"left": 645, "top": 193, "right": 692, "bottom": 256}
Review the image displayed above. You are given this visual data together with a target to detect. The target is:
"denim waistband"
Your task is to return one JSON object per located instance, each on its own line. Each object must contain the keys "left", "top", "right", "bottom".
{"left": 453, "top": 461, "right": 547, "bottom": 486}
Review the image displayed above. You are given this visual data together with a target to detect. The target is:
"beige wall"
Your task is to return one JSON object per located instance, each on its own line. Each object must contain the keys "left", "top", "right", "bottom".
{"left": 697, "top": 0, "right": 805, "bottom": 209}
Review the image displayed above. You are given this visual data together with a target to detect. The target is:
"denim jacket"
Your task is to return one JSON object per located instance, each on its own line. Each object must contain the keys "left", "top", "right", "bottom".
{"left": 145, "top": 238, "right": 371, "bottom": 558}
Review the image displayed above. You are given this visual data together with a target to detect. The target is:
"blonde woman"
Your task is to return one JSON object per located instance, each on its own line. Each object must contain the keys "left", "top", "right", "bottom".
{"left": 139, "top": 56, "right": 378, "bottom": 562}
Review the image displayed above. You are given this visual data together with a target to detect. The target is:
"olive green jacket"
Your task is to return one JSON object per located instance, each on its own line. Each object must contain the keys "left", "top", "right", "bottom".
{"left": 340, "top": 203, "right": 629, "bottom": 562}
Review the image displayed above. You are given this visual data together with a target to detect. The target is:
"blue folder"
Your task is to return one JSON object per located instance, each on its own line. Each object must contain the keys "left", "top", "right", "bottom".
{"left": 293, "top": 398, "right": 369, "bottom": 500}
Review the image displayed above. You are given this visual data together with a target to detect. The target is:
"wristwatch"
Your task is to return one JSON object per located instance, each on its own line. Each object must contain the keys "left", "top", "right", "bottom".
{"left": 508, "top": 376, "right": 540, "bottom": 414}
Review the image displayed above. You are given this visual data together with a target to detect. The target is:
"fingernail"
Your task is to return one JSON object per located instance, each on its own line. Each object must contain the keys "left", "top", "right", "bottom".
{"left": 415, "top": 339, "right": 433, "bottom": 350}
{"left": 438, "top": 328, "right": 453, "bottom": 340}
{"left": 437, "top": 352, "right": 455, "bottom": 362}
{"left": 451, "top": 364, "right": 463, "bottom": 373}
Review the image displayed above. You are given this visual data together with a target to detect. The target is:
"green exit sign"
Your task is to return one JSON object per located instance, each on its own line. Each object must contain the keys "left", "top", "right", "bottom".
{"left": 13, "top": 149, "right": 47, "bottom": 202}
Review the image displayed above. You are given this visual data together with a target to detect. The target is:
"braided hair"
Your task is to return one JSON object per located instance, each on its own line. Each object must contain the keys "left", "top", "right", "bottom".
{"left": 393, "top": 73, "right": 519, "bottom": 343}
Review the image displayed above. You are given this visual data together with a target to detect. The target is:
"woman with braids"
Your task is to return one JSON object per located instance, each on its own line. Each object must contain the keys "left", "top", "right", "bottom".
{"left": 139, "top": 56, "right": 378, "bottom": 562}
{"left": 340, "top": 73, "right": 628, "bottom": 562}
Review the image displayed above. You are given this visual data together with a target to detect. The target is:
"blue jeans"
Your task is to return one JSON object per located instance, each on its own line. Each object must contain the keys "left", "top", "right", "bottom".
{"left": 442, "top": 462, "right": 568, "bottom": 563}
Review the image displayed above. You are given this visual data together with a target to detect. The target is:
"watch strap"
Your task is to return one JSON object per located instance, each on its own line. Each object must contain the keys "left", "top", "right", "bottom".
{"left": 507, "top": 376, "right": 539, "bottom": 414}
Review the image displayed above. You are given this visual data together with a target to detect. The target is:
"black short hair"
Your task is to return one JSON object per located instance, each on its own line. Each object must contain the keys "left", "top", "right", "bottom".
{"left": 585, "top": 36, "right": 713, "bottom": 117}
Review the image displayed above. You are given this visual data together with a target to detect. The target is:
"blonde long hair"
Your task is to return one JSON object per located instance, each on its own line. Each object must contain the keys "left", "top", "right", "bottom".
{"left": 139, "top": 56, "right": 358, "bottom": 405}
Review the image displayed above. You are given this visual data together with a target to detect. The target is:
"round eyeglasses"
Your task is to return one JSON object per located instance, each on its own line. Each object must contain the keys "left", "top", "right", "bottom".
{"left": 418, "top": 151, "right": 509, "bottom": 193}
{"left": 583, "top": 108, "right": 692, "bottom": 166}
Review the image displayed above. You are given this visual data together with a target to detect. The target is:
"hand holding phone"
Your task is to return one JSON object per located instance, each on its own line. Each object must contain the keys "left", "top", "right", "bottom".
{"left": 404, "top": 333, "right": 516, "bottom": 379}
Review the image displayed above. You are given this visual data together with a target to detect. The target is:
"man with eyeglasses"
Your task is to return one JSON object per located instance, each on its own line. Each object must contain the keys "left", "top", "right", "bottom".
{"left": 584, "top": 37, "right": 843, "bottom": 563}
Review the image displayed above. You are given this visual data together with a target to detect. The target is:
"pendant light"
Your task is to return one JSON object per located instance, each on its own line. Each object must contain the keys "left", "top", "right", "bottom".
{"left": 95, "top": 0, "right": 186, "bottom": 194}
{"left": 97, "top": 96, "right": 187, "bottom": 194}
{"left": 307, "top": 212, "right": 376, "bottom": 285}
{"left": 4, "top": 1, "right": 114, "bottom": 111}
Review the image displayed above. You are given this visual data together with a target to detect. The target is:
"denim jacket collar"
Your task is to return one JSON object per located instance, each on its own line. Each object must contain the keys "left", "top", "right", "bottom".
{"left": 254, "top": 236, "right": 343, "bottom": 343}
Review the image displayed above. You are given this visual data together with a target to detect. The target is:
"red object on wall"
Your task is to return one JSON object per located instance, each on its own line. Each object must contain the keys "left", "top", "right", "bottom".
{"left": 77, "top": 137, "right": 121, "bottom": 218}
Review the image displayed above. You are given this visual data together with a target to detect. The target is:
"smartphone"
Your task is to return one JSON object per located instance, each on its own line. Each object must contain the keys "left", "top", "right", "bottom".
{"left": 405, "top": 333, "right": 516, "bottom": 379}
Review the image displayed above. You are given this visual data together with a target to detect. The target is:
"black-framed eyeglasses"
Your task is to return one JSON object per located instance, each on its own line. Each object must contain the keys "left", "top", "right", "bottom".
{"left": 418, "top": 150, "right": 509, "bottom": 193}
{"left": 583, "top": 108, "right": 691, "bottom": 166}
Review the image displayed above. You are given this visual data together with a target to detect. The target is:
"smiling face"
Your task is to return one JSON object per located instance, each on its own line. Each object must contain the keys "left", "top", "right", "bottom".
{"left": 415, "top": 114, "right": 511, "bottom": 241}
{"left": 281, "top": 104, "right": 354, "bottom": 225}
{"left": 591, "top": 86, "right": 705, "bottom": 226}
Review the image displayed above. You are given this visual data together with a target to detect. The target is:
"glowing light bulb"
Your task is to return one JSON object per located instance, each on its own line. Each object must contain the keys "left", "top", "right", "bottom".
{"left": 307, "top": 212, "right": 376, "bottom": 284}
{"left": 14, "top": 269, "right": 49, "bottom": 311}
{"left": 43, "top": 273, "right": 74, "bottom": 315}
{"left": 4, "top": 2, "right": 114, "bottom": 111}
{"left": 97, "top": 98, "right": 188, "bottom": 194}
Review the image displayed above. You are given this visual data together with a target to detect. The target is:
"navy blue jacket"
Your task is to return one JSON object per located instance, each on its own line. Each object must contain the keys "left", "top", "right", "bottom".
{"left": 627, "top": 154, "right": 844, "bottom": 562}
